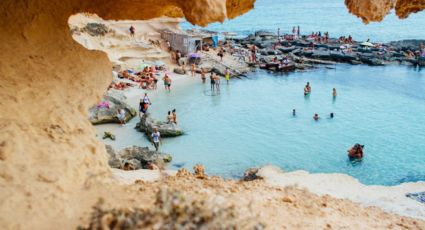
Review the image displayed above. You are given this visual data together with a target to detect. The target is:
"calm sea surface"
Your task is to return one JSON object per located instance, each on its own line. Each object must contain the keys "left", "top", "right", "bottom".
{"left": 181, "top": 0, "right": 425, "bottom": 42}
{"left": 99, "top": 65, "right": 425, "bottom": 186}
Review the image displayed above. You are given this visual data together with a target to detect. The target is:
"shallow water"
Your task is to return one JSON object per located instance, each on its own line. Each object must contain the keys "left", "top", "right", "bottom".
{"left": 181, "top": 0, "right": 425, "bottom": 42}
{"left": 98, "top": 65, "right": 425, "bottom": 186}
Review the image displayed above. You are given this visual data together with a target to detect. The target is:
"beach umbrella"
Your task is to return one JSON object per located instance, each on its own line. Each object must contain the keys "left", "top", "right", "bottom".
{"left": 360, "top": 42, "right": 374, "bottom": 47}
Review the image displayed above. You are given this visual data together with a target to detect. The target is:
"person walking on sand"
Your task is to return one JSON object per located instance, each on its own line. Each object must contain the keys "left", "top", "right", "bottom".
{"left": 210, "top": 73, "right": 216, "bottom": 91}
{"left": 129, "top": 26, "right": 135, "bottom": 37}
{"left": 151, "top": 128, "right": 161, "bottom": 151}
{"left": 172, "top": 109, "right": 177, "bottom": 124}
{"left": 332, "top": 88, "right": 337, "bottom": 97}
{"left": 191, "top": 63, "right": 196, "bottom": 77}
{"left": 225, "top": 68, "right": 230, "bottom": 84}
{"left": 201, "top": 68, "right": 206, "bottom": 84}
{"left": 117, "top": 108, "right": 126, "bottom": 126}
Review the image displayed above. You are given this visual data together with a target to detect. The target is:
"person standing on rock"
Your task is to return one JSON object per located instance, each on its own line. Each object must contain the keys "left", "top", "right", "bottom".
{"left": 172, "top": 109, "right": 177, "bottom": 124}
{"left": 151, "top": 128, "right": 161, "bottom": 151}
{"left": 167, "top": 111, "right": 173, "bottom": 124}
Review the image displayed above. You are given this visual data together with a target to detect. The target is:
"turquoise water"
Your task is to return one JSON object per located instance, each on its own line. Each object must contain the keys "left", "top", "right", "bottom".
{"left": 181, "top": 0, "right": 425, "bottom": 42}
{"left": 102, "top": 65, "right": 425, "bottom": 186}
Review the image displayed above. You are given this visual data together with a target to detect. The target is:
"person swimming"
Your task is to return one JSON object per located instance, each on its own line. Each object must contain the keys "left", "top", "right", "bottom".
{"left": 330, "top": 112, "right": 334, "bottom": 118}
{"left": 292, "top": 109, "right": 296, "bottom": 116}
{"left": 313, "top": 113, "right": 320, "bottom": 121}
{"left": 332, "top": 88, "right": 337, "bottom": 97}
{"left": 304, "top": 82, "right": 311, "bottom": 96}
{"left": 348, "top": 144, "right": 364, "bottom": 160}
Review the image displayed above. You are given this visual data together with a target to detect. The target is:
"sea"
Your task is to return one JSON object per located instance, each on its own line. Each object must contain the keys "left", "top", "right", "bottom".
{"left": 98, "top": 0, "right": 425, "bottom": 186}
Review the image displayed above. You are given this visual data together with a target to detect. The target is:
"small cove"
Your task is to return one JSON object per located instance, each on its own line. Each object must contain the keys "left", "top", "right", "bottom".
{"left": 97, "top": 64, "right": 425, "bottom": 186}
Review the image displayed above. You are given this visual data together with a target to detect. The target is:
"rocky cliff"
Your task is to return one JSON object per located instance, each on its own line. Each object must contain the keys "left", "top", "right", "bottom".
{"left": 0, "top": 0, "right": 424, "bottom": 229}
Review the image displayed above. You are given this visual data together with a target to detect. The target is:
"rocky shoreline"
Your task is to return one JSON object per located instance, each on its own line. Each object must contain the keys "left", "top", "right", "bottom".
{"left": 230, "top": 31, "right": 425, "bottom": 72}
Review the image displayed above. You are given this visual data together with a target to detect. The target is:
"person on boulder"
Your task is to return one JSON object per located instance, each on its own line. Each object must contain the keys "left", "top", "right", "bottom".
{"left": 172, "top": 109, "right": 177, "bottom": 124}
{"left": 151, "top": 128, "right": 161, "bottom": 151}
{"left": 167, "top": 111, "right": 173, "bottom": 124}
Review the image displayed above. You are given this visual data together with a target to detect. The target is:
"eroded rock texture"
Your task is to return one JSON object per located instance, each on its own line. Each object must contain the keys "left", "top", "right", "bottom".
{"left": 0, "top": 0, "right": 423, "bottom": 229}
{"left": 345, "top": 0, "right": 425, "bottom": 23}
{"left": 0, "top": 0, "right": 254, "bottom": 228}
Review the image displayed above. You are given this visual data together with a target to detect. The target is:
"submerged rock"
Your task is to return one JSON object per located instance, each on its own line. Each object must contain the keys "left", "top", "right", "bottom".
{"left": 406, "top": 192, "right": 425, "bottom": 204}
{"left": 102, "top": 131, "right": 116, "bottom": 141}
{"left": 89, "top": 90, "right": 137, "bottom": 125}
{"left": 105, "top": 145, "right": 172, "bottom": 170}
{"left": 136, "top": 113, "right": 183, "bottom": 137}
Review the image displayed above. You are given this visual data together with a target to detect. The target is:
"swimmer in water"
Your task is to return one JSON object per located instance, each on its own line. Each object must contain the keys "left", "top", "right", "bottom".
{"left": 332, "top": 88, "right": 337, "bottom": 97}
{"left": 313, "top": 113, "right": 320, "bottom": 121}
{"left": 292, "top": 109, "right": 296, "bottom": 116}
{"left": 304, "top": 82, "right": 311, "bottom": 96}
{"left": 330, "top": 112, "right": 334, "bottom": 118}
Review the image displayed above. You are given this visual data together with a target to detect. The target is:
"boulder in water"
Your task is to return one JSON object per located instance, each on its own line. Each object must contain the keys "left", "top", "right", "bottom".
{"left": 136, "top": 113, "right": 183, "bottom": 137}
{"left": 89, "top": 90, "right": 137, "bottom": 125}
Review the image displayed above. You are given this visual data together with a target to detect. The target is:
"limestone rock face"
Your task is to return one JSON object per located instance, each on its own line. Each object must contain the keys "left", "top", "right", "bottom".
{"left": 0, "top": 0, "right": 253, "bottom": 228}
{"left": 88, "top": 90, "right": 137, "bottom": 125}
{"left": 1, "top": 0, "right": 424, "bottom": 228}
{"left": 345, "top": 0, "right": 425, "bottom": 23}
